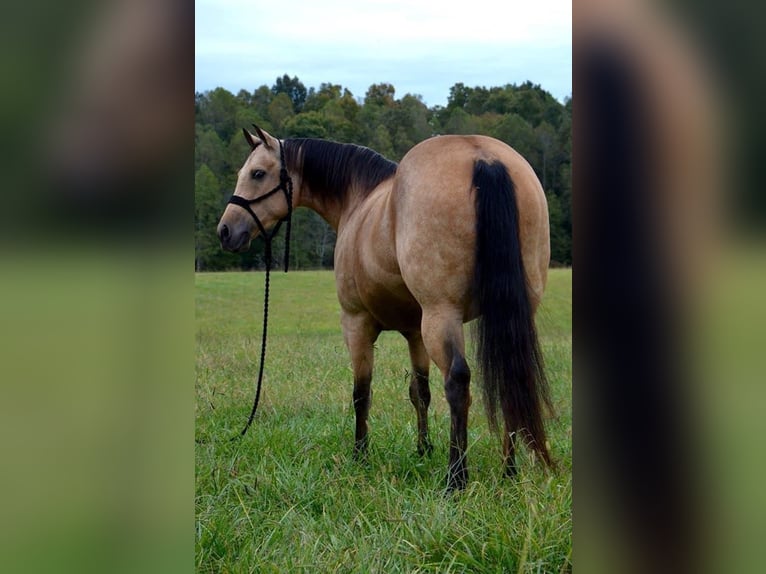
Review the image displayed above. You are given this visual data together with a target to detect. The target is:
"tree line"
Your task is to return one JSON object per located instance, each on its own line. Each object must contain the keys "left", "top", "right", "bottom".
{"left": 195, "top": 75, "right": 572, "bottom": 270}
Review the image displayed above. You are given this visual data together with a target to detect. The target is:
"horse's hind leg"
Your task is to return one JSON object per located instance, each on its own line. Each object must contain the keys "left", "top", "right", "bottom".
{"left": 420, "top": 308, "right": 471, "bottom": 491}
{"left": 342, "top": 312, "right": 380, "bottom": 459}
{"left": 404, "top": 331, "right": 432, "bottom": 456}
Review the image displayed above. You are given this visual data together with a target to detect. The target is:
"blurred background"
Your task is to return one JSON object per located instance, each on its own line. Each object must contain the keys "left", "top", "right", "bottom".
{"left": 0, "top": 1, "right": 193, "bottom": 573}
{"left": 0, "top": 0, "right": 764, "bottom": 572}
{"left": 574, "top": 0, "right": 766, "bottom": 573}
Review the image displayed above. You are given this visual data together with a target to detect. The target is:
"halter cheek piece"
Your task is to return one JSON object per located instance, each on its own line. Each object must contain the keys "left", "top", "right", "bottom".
{"left": 227, "top": 139, "right": 294, "bottom": 272}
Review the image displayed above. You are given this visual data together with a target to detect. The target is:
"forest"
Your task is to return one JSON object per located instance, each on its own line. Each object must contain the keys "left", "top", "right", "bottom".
{"left": 195, "top": 75, "right": 571, "bottom": 270}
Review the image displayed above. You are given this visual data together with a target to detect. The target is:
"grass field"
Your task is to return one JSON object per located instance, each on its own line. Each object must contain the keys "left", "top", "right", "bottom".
{"left": 196, "top": 269, "right": 571, "bottom": 573}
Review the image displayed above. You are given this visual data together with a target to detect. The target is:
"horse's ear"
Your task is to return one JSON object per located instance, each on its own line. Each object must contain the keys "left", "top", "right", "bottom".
{"left": 242, "top": 128, "right": 261, "bottom": 151}
{"left": 252, "top": 124, "right": 277, "bottom": 151}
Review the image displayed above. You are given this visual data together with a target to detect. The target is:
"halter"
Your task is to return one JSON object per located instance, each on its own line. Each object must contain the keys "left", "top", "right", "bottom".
{"left": 227, "top": 138, "right": 294, "bottom": 273}
{"left": 226, "top": 137, "right": 294, "bottom": 439}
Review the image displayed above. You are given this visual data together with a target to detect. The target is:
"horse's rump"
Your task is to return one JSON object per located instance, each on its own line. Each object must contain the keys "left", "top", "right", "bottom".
{"left": 393, "top": 135, "right": 549, "bottom": 315}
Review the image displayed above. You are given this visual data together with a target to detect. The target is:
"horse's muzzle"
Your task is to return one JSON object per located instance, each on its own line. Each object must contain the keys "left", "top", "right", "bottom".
{"left": 217, "top": 222, "right": 251, "bottom": 252}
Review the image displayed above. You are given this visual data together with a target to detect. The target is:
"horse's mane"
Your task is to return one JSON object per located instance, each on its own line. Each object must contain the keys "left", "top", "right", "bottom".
{"left": 284, "top": 138, "right": 397, "bottom": 202}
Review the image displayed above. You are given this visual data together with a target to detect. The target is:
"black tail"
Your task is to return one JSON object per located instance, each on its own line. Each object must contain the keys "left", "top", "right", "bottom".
{"left": 472, "top": 159, "right": 553, "bottom": 466}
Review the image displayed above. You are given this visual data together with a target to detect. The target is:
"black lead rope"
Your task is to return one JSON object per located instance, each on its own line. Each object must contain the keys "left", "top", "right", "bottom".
{"left": 231, "top": 239, "right": 273, "bottom": 439}
{"left": 228, "top": 138, "right": 293, "bottom": 439}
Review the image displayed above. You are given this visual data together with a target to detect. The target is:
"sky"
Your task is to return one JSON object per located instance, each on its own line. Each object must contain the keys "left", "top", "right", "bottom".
{"left": 195, "top": 0, "right": 571, "bottom": 108}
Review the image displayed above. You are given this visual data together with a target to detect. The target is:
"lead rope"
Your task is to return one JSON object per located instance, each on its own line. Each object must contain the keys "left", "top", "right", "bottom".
{"left": 229, "top": 137, "right": 293, "bottom": 440}
{"left": 232, "top": 239, "right": 273, "bottom": 439}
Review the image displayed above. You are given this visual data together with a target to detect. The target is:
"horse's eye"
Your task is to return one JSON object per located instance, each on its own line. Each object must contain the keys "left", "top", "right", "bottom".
{"left": 251, "top": 169, "right": 266, "bottom": 180}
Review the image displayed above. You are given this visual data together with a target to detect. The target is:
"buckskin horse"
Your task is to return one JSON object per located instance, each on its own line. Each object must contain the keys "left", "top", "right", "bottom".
{"left": 217, "top": 126, "right": 552, "bottom": 490}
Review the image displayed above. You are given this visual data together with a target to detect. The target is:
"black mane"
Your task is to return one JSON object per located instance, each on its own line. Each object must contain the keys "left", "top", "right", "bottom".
{"left": 284, "top": 138, "right": 397, "bottom": 202}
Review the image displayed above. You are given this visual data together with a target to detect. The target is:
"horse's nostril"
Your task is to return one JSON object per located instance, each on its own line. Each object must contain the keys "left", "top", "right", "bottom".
{"left": 219, "top": 224, "right": 230, "bottom": 240}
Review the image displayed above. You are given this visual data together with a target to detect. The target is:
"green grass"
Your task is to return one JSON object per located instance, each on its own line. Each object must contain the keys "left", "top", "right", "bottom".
{"left": 196, "top": 269, "right": 571, "bottom": 573}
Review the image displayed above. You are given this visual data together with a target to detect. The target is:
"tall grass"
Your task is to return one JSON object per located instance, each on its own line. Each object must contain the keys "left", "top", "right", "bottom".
{"left": 196, "top": 269, "right": 571, "bottom": 573}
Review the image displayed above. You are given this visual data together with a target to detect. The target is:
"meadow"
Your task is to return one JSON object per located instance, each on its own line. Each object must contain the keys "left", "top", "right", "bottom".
{"left": 196, "top": 269, "right": 571, "bottom": 573}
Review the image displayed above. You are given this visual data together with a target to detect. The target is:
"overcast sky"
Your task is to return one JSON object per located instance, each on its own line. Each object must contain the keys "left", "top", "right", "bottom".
{"left": 195, "top": 0, "right": 571, "bottom": 107}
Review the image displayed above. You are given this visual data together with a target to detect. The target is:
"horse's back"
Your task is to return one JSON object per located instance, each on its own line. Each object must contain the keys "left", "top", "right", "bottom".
{"left": 393, "top": 135, "right": 550, "bottom": 318}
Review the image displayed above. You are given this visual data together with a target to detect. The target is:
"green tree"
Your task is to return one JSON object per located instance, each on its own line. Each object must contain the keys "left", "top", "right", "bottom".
{"left": 554, "top": 100, "right": 572, "bottom": 203}
{"left": 197, "top": 87, "right": 239, "bottom": 141}
{"left": 195, "top": 125, "right": 226, "bottom": 175}
{"left": 268, "top": 92, "right": 295, "bottom": 132}
{"left": 535, "top": 121, "right": 557, "bottom": 191}
{"left": 444, "top": 108, "right": 478, "bottom": 135}
{"left": 194, "top": 78, "right": 572, "bottom": 271}
{"left": 195, "top": 164, "right": 223, "bottom": 271}
{"left": 509, "top": 81, "right": 561, "bottom": 128}
{"left": 251, "top": 85, "right": 273, "bottom": 121}
{"left": 224, "top": 136, "right": 250, "bottom": 191}
{"left": 390, "top": 94, "right": 431, "bottom": 157}
{"left": 486, "top": 86, "right": 515, "bottom": 115}
{"left": 321, "top": 98, "right": 360, "bottom": 141}
{"left": 370, "top": 124, "right": 395, "bottom": 159}
{"left": 447, "top": 82, "right": 471, "bottom": 110}
{"left": 235, "top": 106, "right": 271, "bottom": 134}
{"left": 357, "top": 83, "right": 396, "bottom": 152}
{"left": 303, "top": 83, "right": 343, "bottom": 113}
{"left": 236, "top": 89, "right": 252, "bottom": 107}
{"left": 474, "top": 112, "right": 504, "bottom": 135}
{"left": 546, "top": 192, "right": 571, "bottom": 266}
{"left": 428, "top": 105, "right": 448, "bottom": 134}
{"left": 272, "top": 74, "right": 307, "bottom": 113}
{"left": 283, "top": 112, "right": 329, "bottom": 139}
{"left": 337, "top": 89, "right": 361, "bottom": 122}
{"left": 464, "top": 86, "right": 490, "bottom": 115}
{"left": 364, "top": 83, "right": 396, "bottom": 108}
{"left": 491, "top": 113, "right": 536, "bottom": 161}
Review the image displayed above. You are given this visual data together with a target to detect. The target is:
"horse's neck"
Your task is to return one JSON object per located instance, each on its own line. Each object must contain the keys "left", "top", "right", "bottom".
{"left": 297, "top": 183, "right": 376, "bottom": 233}
{"left": 295, "top": 187, "right": 342, "bottom": 231}
{"left": 333, "top": 180, "right": 398, "bottom": 277}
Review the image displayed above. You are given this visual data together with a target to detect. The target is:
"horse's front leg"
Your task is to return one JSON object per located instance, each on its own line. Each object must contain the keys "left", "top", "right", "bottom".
{"left": 341, "top": 312, "right": 380, "bottom": 458}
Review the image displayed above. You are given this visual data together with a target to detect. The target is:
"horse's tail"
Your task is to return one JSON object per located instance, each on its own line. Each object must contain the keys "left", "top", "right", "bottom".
{"left": 472, "top": 159, "right": 553, "bottom": 466}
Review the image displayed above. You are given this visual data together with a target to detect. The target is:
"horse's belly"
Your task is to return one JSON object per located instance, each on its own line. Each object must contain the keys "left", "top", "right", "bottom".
{"left": 335, "top": 258, "right": 422, "bottom": 332}
{"left": 359, "top": 278, "right": 423, "bottom": 332}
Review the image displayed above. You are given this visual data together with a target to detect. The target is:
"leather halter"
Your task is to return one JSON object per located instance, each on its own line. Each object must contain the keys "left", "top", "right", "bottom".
{"left": 227, "top": 139, "right": 294, "bottom": 272}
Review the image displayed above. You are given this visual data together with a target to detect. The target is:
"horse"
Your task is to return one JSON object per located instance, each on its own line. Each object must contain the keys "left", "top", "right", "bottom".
{"left": 217, "top": 126, "right": 553, "bottom": 490}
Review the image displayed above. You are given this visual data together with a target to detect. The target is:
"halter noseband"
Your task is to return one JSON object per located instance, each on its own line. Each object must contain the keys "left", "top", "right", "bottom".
{"left": 227, "top": 139, "right": 294, "bottom": 272}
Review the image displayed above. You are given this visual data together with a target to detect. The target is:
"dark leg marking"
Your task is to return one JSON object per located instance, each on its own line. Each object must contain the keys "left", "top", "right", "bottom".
{"left": 409, "top": 367, "right": 433, "bottom": 456}
{"left": 353, "top": 375, "right": 372, "bottom": 459}
{"left": 445, "top": 352, "right": 471, "bottom": 491}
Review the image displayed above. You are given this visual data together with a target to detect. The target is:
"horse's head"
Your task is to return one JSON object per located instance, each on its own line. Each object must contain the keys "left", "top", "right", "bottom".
{"left": 217, "top": 126, "right": 292, "bottom": 252}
